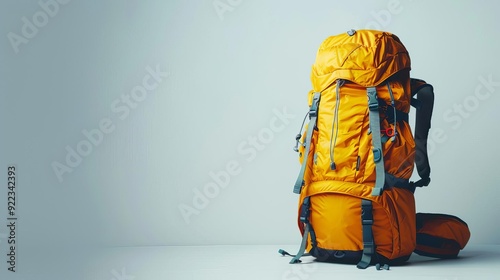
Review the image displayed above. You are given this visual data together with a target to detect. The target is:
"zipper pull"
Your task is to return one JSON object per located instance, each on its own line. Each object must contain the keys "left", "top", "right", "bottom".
{"left": 330, "top": 162, "right": 336, "bottom": 170}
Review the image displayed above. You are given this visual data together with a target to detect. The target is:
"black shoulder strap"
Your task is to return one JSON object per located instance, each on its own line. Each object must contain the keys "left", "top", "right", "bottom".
{"left": 410, "top": 78, "right": 434, "bottom": 190}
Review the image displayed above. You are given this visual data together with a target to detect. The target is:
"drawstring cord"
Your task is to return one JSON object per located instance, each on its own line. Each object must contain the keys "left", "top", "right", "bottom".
{"left": 293, "top": 110, "right": 310, "bottom": 152}
{"left": 386, "top": 82, "right": 397, "bottom": 142}
{"left": 329, "top": 79, "right": 344, "bottom": 170}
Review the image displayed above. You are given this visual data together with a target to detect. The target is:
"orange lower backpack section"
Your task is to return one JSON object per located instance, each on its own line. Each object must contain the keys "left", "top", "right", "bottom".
{"left": 298, "top": 181, "right": 416, "bottom": 263}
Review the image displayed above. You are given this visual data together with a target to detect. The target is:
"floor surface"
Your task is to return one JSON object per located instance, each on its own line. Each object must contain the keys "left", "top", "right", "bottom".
{"left": 3, "top": 244, "right": 499, "bottom": 279}
{"left": 82, "top": 244, "right": 499, "bottom": 280}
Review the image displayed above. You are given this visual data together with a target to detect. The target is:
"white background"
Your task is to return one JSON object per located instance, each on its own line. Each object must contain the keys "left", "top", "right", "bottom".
{"left": 1, "top": 0, "right": 499, "bottom": 260}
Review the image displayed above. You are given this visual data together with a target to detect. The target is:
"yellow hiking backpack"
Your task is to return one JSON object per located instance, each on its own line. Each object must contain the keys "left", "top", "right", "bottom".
{"left": 279, "top": 29, "right": 469, "bottom": 269}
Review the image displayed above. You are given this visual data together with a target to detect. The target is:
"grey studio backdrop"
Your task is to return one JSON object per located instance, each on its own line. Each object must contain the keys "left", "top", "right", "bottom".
{"left": 0, "top": 0, "right": 499, "bottom": 273}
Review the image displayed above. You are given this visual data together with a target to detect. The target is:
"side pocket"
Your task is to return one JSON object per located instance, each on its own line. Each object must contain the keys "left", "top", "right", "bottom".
{"left": 383, "top": 120, "right": 415, "bottom": 180}
{"left": 373, "top": 188, "right": 416, "bottom": 260}
{"left": 303, "top": 128, "right": 318, "bottom": 185}
{"left": 415, "top": 213, "right": 471, "bottom": 258}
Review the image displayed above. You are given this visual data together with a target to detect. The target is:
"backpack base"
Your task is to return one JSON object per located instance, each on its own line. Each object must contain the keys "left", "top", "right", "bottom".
{"left": 310, "top": 246, "right": 411, "bottom": 266}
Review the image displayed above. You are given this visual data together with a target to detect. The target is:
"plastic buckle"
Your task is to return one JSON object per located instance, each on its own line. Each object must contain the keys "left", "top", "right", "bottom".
{"left": 361, "top": 201, "right": 373, "bottom": 222}
{"left": 309, "top": 109, "right": 317, "bottom": 118}
{"left": 363, "top": 242, "right": 374, "bottom": 255}
{"left": 373, "top": 148, "right": 382, "bottom": 163}
{"left": 368, "top": 102, "right": 379, "bottom": 111}
{"left": 362, "top": 219, "right": 373, "bottom": 225}
{"left": 299, "top": 198, "right": 311, "bottom": 223}
{"left": 293, "top": 134, "right": 302, "bottom": 152}
{"left": 309, "top": 93, "right": 321, "bottom": 118}
{"left": 367, "top": 88, "right": 379, "bottom": 111}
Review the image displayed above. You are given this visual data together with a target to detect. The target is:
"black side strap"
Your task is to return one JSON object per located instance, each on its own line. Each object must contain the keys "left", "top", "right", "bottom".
{"left": 385, "top": 173, "right": 411, "bottom": 191}
{"left": 357, "top": 199, "right": 374, "bottom": 269}
{"left": 410, "top": 79, "right": 435, "bottom": 189}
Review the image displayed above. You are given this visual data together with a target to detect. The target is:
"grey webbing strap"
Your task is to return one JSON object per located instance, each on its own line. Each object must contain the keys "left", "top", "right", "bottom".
{"left": 366, "top": 87, "right": 385, "bottom": 196}
{"left": 293, "top": 93, "right": 321, "bottom": 194}
{"left": 357, "top": 199, "right": 374, "bottom": 269}
{"left": 290, "top": 197, "right": 312, "bottom": 264}
{"left": 290, "top": 224, "right": 310, "bottom": 264}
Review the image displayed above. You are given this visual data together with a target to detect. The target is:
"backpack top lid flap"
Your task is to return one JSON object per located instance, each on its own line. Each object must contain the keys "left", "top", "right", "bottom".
{"left": 311, "top": 29, "right": 411, "bottom": 92}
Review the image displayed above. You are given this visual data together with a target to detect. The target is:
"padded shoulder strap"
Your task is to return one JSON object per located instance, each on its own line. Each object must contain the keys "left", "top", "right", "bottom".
{"left": 410, "top": 78, "right": 434, "bottom": 189}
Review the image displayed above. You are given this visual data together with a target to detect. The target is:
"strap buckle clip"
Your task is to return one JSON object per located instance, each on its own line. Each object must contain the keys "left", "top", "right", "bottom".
{"left": 299, "top": 197, "right": 311, "bottom": 223}
{"left": 367, "top": 88, "right": 379, "bottom": 111}
{"left": 309, "top": 93, "right": 321, "bottom": 117}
